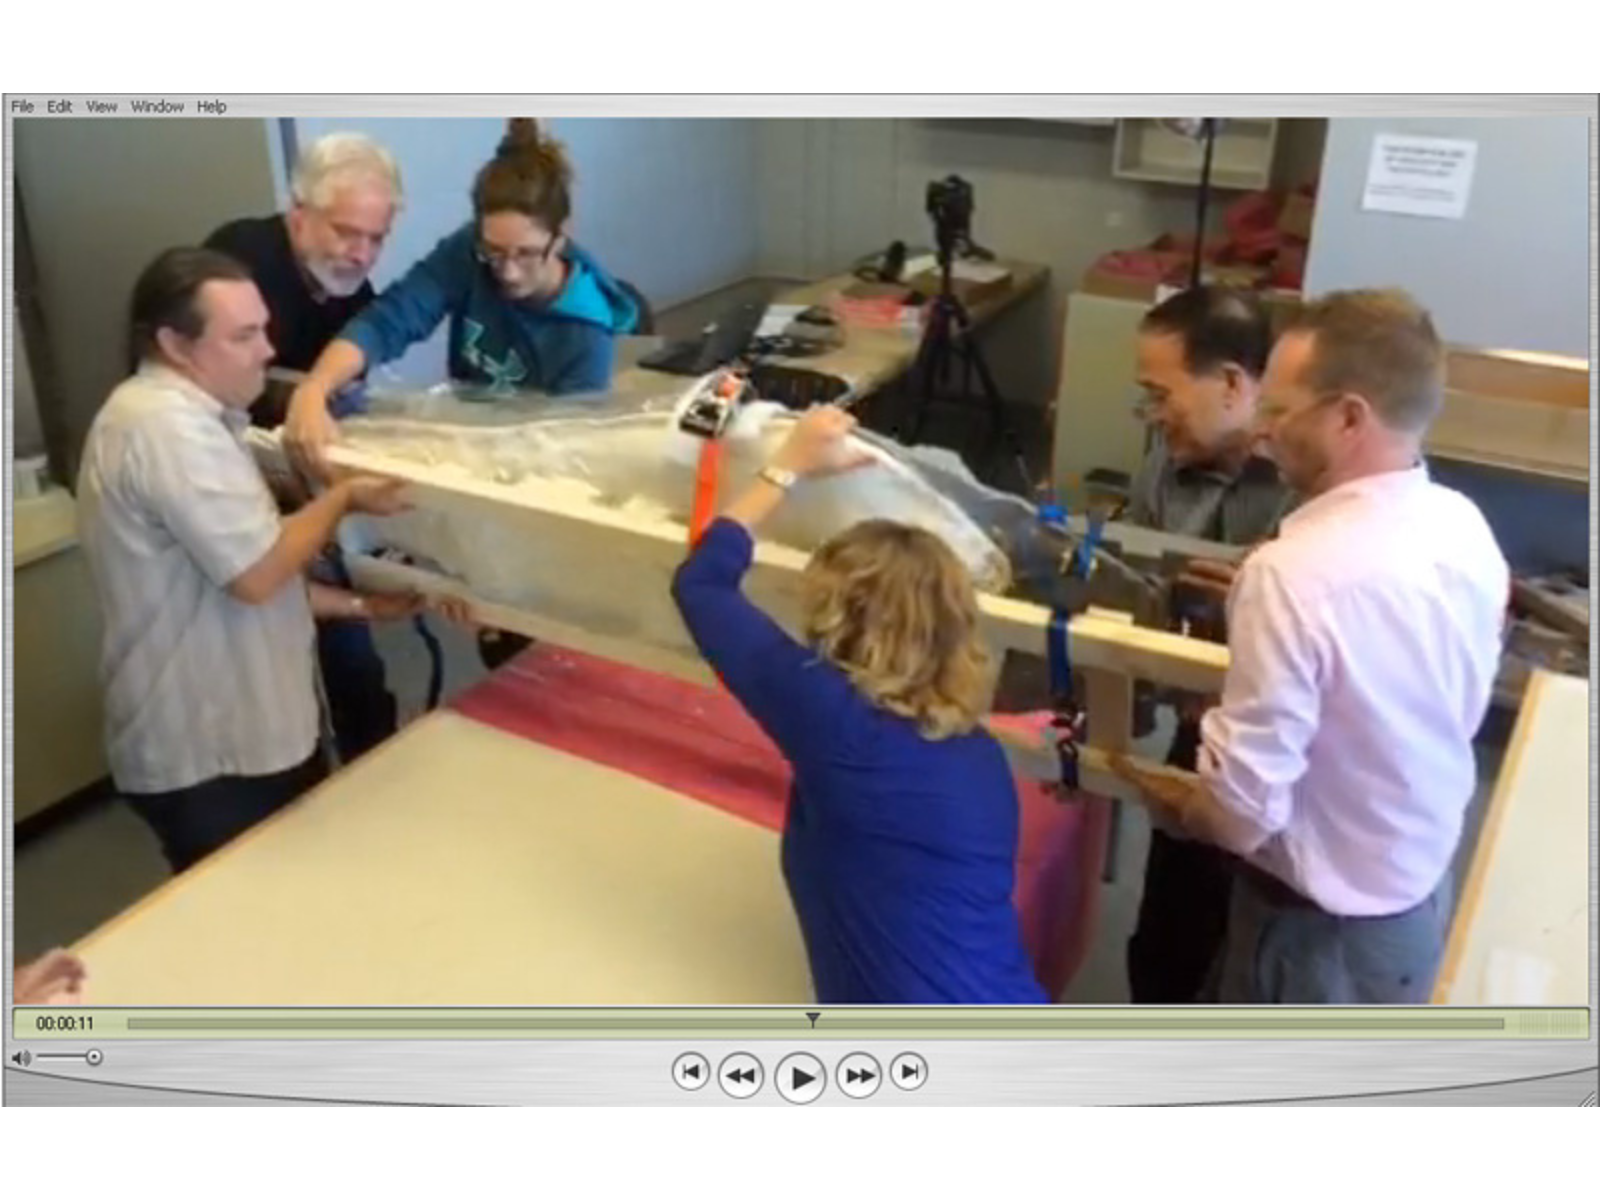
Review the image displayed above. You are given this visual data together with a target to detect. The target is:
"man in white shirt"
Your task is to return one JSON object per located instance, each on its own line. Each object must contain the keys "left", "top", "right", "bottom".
{"left": 1115, "top": 288, "right": 1509, "bottom": 1003}
{"left": 76, "top": 247, "right": 428, "bottom": 873}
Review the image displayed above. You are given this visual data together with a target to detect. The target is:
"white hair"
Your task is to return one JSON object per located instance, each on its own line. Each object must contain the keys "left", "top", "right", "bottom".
{"left": 290, "top": 132, "right": 403, "bottom": 211}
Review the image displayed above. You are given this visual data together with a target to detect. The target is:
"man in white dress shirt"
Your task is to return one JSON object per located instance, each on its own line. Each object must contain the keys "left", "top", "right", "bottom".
{"left": 76, "top": 247, "right": 425, "bottom": 873}
{"left": 1116, "top": 288, "right": 1509, "bottom": 1004}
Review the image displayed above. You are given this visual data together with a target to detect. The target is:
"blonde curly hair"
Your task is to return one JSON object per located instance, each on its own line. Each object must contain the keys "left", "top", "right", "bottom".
{"left": 800, "top": 520, "right": 994, "bottom": 740}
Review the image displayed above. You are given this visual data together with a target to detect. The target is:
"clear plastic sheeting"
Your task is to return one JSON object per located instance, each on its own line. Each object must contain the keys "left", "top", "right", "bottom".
{"left": 321, "top": 379, "right": 1045, "bottom": 609}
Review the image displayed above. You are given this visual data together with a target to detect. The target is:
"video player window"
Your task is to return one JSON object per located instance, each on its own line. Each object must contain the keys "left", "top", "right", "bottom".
{"left": 6, "top": 90, "right": 1595, "bottom": 1110}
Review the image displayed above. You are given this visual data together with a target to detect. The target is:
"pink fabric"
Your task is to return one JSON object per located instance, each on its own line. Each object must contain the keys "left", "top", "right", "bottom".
{"left": 450, "top": 645, "right": 1107, "bottom": 997}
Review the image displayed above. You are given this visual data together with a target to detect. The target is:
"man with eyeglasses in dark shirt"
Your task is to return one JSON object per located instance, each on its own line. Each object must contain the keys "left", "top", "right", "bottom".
{"left": 1122, "top": 286, "right": 1293, "bottom": 1004}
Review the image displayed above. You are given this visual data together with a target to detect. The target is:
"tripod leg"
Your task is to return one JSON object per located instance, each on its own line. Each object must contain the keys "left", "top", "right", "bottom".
{"left": 959, "top": 329, "right": 1036, "bottom": 495}
{"left": 908, "top": 312, "right": 952, "bottom": 444}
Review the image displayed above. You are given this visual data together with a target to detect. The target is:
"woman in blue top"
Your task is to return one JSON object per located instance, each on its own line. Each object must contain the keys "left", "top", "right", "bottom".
{"left": 285, "top": 118, "right": 638, "bottom": 472}
{"left": 670, "top": 406, "right": 1047, "bottom": 1005}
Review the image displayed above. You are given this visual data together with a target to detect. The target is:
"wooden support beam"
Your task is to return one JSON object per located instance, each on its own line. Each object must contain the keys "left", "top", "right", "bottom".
{"left": 349, "top": 552, "right": 1199, "bottom": 810}
{"left": 332, "top": 445, "right": 1232, "bottom": 697}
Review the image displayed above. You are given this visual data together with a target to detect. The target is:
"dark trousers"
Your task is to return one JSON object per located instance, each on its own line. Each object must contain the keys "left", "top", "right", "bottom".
{"left": 317, "top": 617, "right": 397, "bottom": 762}
{"left": 1126, "top": 717, "right": 1235, "bottom": 1004}
{"left": 125, "top": 753, "right": 328, "bottom": 875}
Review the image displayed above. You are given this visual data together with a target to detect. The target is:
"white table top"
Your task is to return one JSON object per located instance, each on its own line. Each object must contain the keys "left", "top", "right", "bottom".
{"left": 1434, "top": 670, "right": 1592, "bottom": 1006}
{"left": 75, "top": 712, "right": 813, "bottom": 1006}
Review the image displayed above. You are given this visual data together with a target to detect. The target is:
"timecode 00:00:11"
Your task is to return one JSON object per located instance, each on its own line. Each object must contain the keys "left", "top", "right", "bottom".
{"left": 33, "top": 1015, "right": 93, "bottom": 1032}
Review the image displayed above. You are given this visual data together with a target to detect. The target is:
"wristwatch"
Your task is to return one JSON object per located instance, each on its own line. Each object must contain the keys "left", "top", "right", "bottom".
{"left": 757, "top": 464, "right": 798, "bottom": 491}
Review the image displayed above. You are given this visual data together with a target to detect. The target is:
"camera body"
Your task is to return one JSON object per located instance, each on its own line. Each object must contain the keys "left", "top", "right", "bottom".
{"left": 925, "top": 174, "right": 975, "bottom": 258}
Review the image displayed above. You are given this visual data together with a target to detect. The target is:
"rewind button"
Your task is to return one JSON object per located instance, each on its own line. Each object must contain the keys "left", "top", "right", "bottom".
{"left": 718, "top": 1052, "right": 764, "bottom": 1099}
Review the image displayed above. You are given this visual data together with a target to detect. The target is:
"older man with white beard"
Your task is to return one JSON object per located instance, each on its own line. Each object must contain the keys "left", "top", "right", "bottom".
{"left": 205, "top": 132, "right": 408, "bottom": 764}
{"left": 206, "top": 131, "right": 402, "bottom": 428}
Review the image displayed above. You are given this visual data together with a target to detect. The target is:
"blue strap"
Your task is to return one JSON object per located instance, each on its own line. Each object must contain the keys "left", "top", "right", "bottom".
{"left": 1046, "top": 607, "right": 1072, "bottom": 705}
{"left": 1076, "top": 511, "right": 1105, "bottom": 579}
{"left": 1040, "top": 496, "right": 1100, "bottom": 793}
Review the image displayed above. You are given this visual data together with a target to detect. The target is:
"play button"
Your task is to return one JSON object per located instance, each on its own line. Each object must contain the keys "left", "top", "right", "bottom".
{"left": 776, "top": 1053, "right": 826, "bottom": 1104}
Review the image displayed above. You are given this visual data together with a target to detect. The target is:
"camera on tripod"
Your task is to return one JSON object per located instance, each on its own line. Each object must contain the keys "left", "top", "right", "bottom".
{"left": 925, "top": 175, "right": 976, "bottom": 261}
{"left": 905, "top": 174, "right": 1028, "bottom": 492}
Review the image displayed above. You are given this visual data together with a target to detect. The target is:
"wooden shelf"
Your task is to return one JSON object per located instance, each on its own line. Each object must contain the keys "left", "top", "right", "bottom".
{"left": 1112, "top": 118, "right": 1278, "bottom": 190}
{"left": 1427, "top": 348, "right": 1592, "bottom": 485}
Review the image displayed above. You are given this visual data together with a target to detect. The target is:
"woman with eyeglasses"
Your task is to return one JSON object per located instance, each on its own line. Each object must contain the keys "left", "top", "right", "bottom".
{"left": 284, "top": 117, "right": 639, "bottom": 474}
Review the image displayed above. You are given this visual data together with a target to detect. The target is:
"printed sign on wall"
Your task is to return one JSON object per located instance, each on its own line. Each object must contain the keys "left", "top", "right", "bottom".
{"left": 1362, "top": 134, "right": 1478, "bottom": 220}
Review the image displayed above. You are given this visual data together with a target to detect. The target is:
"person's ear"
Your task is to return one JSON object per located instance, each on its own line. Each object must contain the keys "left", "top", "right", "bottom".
{"left": 154, "top": 325, "right": 191, "bottom": 368}
{"left": 1336, "top": 392, "right": 1370, "bottom": 433}
{"left": 1218, "top": 362, "right": 1250, "bottom": 406}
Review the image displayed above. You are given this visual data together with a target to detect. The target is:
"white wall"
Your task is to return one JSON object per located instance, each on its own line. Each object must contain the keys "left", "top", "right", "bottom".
{"left": 1305, "top": 117, "right": 1591, "bottom": 357}
{"left": 291, "top": 117, "right": 762, "bottom": 386}
{"left": 550, "top": 117, "right": 760, "bottom": 308}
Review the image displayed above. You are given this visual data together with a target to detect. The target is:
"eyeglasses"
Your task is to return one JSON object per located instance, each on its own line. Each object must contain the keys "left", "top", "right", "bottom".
{"left": 475, "top": 238, "right": 560, "bottom": 273}
{"left": 1257, "top": 390, "right": 1347, "bottom": 425}
{"left": 1130, "top": 386, "right": 1166, "bottom": 423}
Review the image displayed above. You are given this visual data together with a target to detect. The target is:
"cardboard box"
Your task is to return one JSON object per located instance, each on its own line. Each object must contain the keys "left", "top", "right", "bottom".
{"left": 1078, "top": 264, "right": 1163, "bottom": 304}
{"left": 1278, "top": 191, "right": 1316, "bottom": 241}
{"left": 840, "top": 280, "right": 914, "bottom": 304}
{"left": 907, "top": 265, "right": 1013, "bottom": 307}
{"left": 1259, "top": 288, "right": 1306, "bottom": 333}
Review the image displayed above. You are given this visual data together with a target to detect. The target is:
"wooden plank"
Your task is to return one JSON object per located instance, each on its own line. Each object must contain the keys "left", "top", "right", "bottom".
{"left": 1445, "top": 346, "right": 1591, "bottom": 411}
{"left": 348, "top": 553, "right": 1186, "bottom": 800}
{"left": 1084, "top": 671, "right": 1134, "bottom": 755}
{"left": 1432, "top": 670, "right": 1591, "bottom": 1006}
{"left": 331, "top": 445, "right": 1230, "bottom": 698}
{"left": 1426, "top": 387, "right": 1590, "bottom": 483}
{"left": 1510, "top": 578, "right": 1589, "bottom": 642}
{"left": 1054, "top": 513, "right": 1249, "bottom": 565}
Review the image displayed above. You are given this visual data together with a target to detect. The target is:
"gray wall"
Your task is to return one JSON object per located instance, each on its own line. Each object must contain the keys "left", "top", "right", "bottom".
{"left": 755, "top": 117, "right": 1329, "bottom": 405}
{"left": 1305, "top": 117, "right": 1591, "bottom": 356}
{"left": 12, "top": 115, "right": 763, "bottom": 449}
{"left": 10, "top": 301, "right": 46, "bottom": 459}
{"left": 291, "top": 116, "right": 762, "bottom": 386}
{"left": 13, "top": 118, "right": 284, "bottom": 476}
